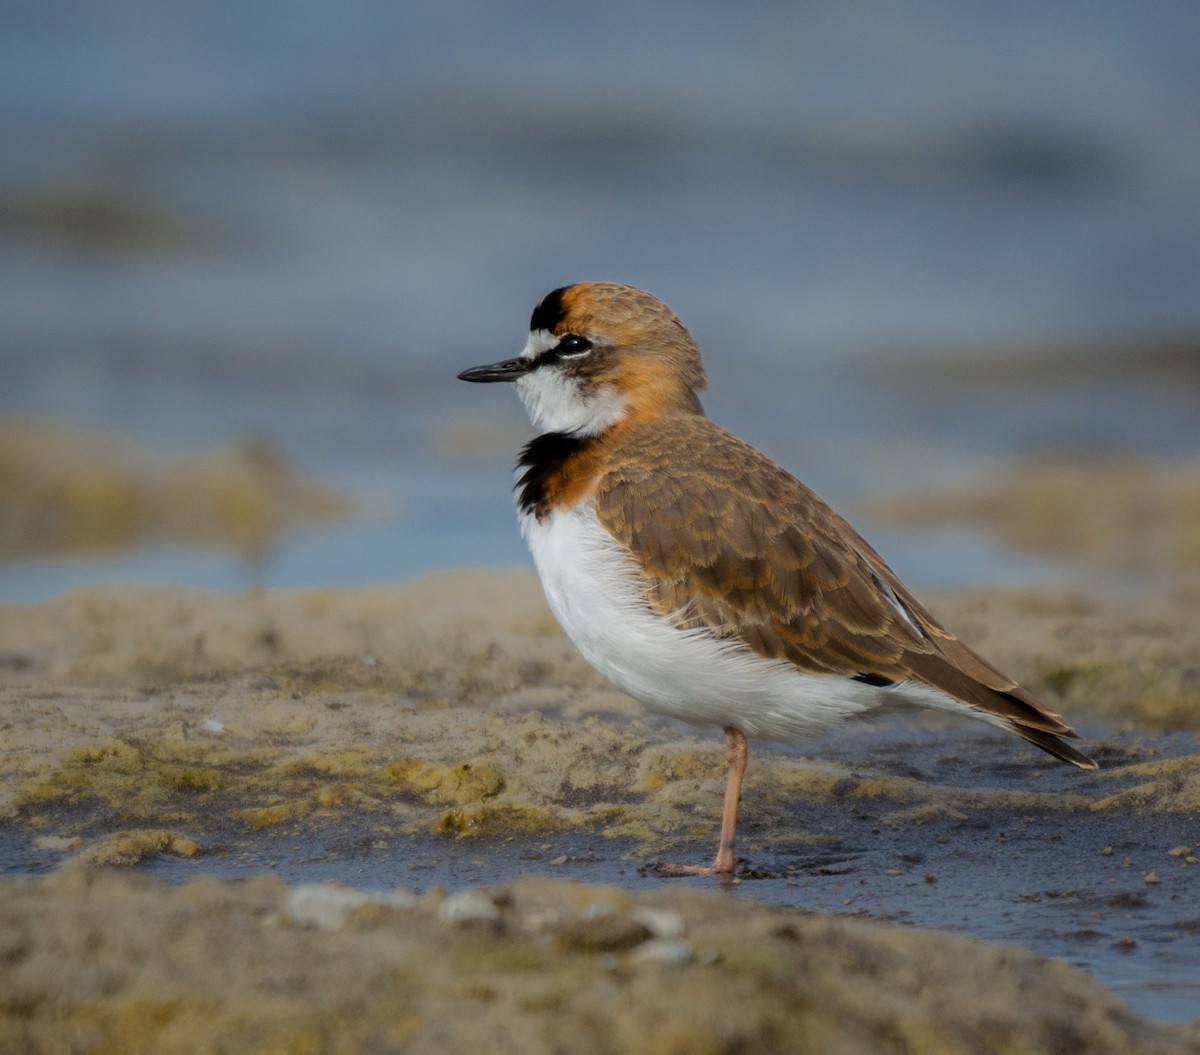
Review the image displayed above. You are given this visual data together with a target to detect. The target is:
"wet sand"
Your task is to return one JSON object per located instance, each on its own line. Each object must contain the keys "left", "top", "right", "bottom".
{"left": 2, "top": 570, "right": 1199, "bottom": 1050}
{"left": 4, "top": 867, "right": 1195, "bottom": 1055}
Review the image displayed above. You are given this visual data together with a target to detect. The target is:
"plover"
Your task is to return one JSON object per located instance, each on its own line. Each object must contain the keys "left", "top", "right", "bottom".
{"left": 458, "top": 282, "right": 1096, "bottom": 875}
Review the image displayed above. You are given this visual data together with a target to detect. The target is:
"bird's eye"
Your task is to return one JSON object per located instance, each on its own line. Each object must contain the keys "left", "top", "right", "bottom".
{"left": 556, "top": 334, "right": 592, "bottom": 358}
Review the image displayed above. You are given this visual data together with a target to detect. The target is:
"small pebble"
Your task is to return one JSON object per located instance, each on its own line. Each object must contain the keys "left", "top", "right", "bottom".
{"left": 438, "top": 889, "right": 502, "bottom": 926}
{"left": 284, "top": 884, "right": 416, "bottom": 930}
{"left": 1166, "top": 846, "right": 1192, "bottom": 858}
{"left": 628, "top": 939, "right": 693, "bottom": 967}
{"left": 199, "top": 718, "right": 224, "bottom": 733}
{"left": 632, "top": 907, "right": 685, "bottom": 941}
{"left": 1143, "top": 871, "right": 1159, "bottom": 885}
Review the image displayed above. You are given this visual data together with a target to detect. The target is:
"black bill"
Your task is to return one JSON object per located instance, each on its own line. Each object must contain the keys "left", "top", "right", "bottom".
{"left": 456, "top": 357, "right": 530, "bottom": 383}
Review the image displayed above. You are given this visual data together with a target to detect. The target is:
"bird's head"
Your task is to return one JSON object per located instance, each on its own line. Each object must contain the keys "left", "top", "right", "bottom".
{"left": 457, "top": 282, "right": 706, "bottom": 436}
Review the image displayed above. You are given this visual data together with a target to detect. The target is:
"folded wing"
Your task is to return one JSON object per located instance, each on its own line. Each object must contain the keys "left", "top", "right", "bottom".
{"left": 594, "top": 417, "right": 1096, "bottom": 769}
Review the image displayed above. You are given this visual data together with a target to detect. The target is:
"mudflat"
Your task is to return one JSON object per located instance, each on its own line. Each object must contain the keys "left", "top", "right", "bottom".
{"left": 2, "top": 569, "right": 1198, "bottom": 1051}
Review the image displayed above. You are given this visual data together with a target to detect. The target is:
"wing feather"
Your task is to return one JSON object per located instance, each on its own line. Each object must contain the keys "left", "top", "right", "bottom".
{"left": 593, "top": 415, "right": 1095, "bottom": 768}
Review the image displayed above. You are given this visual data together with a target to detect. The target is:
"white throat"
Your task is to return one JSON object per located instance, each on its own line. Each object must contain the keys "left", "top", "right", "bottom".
{"left": 515, "top": 329, "right": 627, "bottom": 436}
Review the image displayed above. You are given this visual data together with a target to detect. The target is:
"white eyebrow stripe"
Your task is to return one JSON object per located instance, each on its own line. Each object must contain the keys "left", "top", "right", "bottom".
{"left": 521, "top": 329, "right": 558, "bottom": 360}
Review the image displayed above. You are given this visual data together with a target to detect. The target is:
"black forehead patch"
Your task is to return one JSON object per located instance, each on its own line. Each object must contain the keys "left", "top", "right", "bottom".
{"left": 529, "top": 286, "right": 570, "bottom": 333}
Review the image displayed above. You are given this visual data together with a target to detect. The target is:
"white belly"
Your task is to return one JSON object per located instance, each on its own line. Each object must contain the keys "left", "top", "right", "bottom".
{"left": 520, "top": 502, "right": 914, "bottom": 742}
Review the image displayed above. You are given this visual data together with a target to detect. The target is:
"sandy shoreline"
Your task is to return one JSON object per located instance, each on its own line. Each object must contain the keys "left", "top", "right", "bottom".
{"left": 1, "top": 570, "right": 1198, "bottom": 1050}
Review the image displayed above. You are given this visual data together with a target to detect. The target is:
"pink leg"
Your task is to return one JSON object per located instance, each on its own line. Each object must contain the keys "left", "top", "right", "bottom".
{"left": 652, "top": 727, "right": 749, "bottom": 877}
{"left": 712, "top": 726, "right": 749, "bottom": 873}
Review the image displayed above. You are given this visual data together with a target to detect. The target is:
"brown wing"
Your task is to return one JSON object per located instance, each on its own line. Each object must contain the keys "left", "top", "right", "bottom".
{"left": 594, "top": 415, "right": 1095, "bottom": 769}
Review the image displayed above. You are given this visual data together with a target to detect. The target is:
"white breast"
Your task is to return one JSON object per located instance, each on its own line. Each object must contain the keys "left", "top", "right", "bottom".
{"left": 519, "top": 501, "right": 955, "bottom": 743}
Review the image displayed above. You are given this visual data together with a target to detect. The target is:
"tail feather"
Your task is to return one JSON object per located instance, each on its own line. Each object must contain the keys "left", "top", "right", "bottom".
{"left": 1010, "top": 722, "right": 1098, "bottom": 770}
{"left": 897, "top": 635, "right": 1097, "bottom": 769}
{"left": 904, "top": 650, "right": 1073, "bottom": 735}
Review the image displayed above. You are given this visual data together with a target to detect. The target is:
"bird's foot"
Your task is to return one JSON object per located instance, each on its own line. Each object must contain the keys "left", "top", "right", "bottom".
{"left": 642, "top": 862, "right": 724, "bottom": 878}
{"left": 640, "top": 856, "right": 743, "bottom": 879}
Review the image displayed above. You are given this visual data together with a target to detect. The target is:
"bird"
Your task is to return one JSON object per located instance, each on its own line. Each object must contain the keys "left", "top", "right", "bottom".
{"left": 457, "top": 282, "right": 1096, "bottom": 876}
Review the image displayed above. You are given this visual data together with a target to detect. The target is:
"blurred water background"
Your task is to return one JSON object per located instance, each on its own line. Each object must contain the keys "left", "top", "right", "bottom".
{"left": 2, "top": 1, "right": 1199, "bottom": 600}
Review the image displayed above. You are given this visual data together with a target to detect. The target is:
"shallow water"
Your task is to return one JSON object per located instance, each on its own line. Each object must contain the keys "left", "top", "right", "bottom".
{"left": 2, "top": 4, "right": 1200, "bottom": 599}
